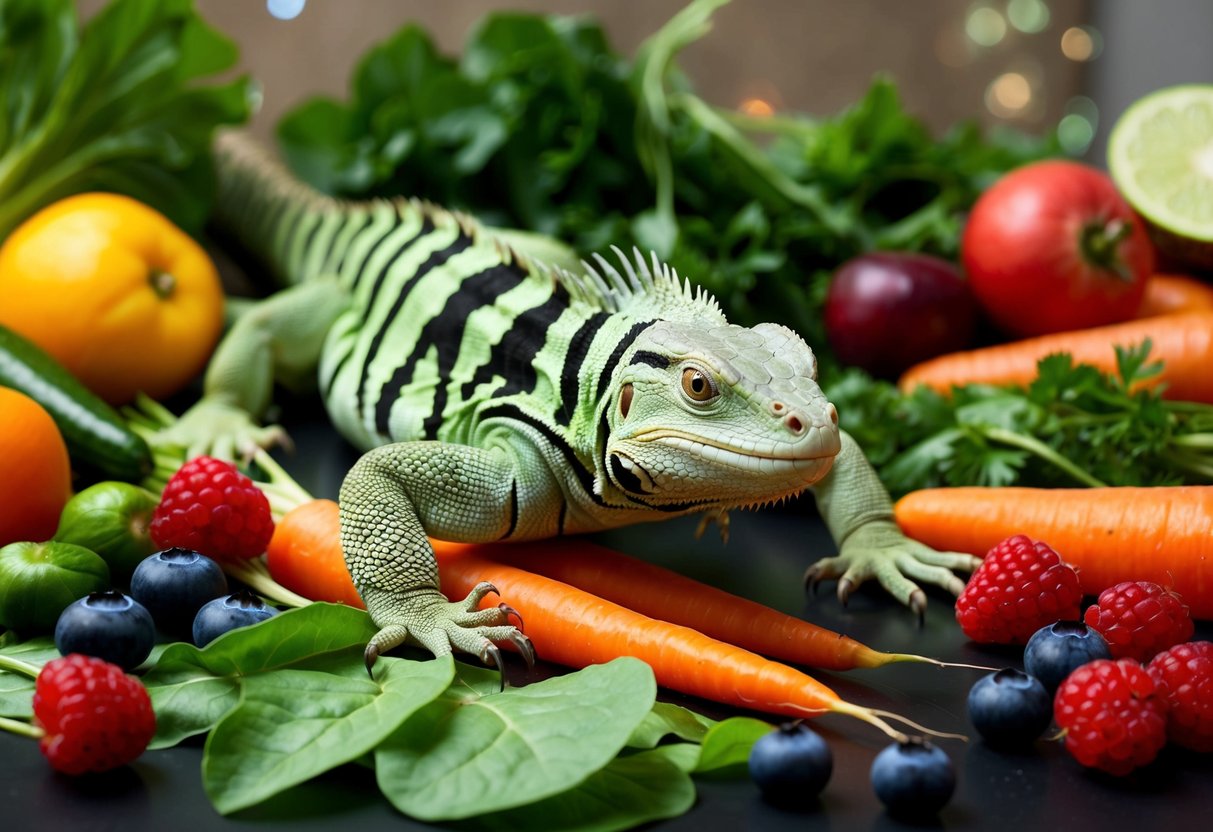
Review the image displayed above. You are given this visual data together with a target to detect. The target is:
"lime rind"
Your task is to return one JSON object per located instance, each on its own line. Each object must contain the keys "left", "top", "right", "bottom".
{"left": 1108, "top": 84, "right": 1213, "bottom": 243}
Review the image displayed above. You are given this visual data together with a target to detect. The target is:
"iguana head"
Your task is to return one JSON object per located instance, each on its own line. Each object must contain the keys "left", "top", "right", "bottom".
{"left": 602, "top": 319, "right": 841, "bottom": 511}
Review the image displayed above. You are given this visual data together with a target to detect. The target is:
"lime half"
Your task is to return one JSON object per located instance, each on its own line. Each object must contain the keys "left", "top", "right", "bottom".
{"left": 1108, "top": 84, "right": 1213, "bottom": 251}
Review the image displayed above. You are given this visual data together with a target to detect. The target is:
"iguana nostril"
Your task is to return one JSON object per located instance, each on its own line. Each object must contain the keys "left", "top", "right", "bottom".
{"left": 826, "top": 403, "right": 838, "bottom": 426}
{"left": 772, "top": 401, "right": 785, "bottom": 413}
{"left": 784, "top": 414, "right": 805, "bottom": 434}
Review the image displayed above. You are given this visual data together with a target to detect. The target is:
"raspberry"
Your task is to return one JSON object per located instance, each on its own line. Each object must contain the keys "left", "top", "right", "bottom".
{"left": 1083, "top": 581, "right": 1194, "bottom": 662}
{"left": 1147, "top": 641, "right": 1213, "bottom": 752}
{"left": 32, "top": 654, "right": 156, "bottom": 775}
{"left": 151, "top": 456, "right": 274, "bottom": 562}
{"left": 954, "top": 534, "right": 1082, "bottom": 644}
{"left": 1054, "top": 658, "right": 1168, "bottom": 776}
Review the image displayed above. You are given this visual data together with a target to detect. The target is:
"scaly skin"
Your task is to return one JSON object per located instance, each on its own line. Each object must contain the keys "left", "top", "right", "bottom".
{"left": 149, "top": 136, "right": 981, "bottom": 671}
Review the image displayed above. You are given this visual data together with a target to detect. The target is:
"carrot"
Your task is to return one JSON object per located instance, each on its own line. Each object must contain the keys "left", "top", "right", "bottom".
{"left": 897, "top": 310, "right": 1213, "bottom": 403}
{"left": 478, "top": 539, "right": 943, "bottom": 671}
{"left": 263, "top": 497, "right": 958, "bottom": 738}
{"left": 894, "top": 486, "right": 1213, "bottom": 618}
{"left": 1136, "top": 274, "right": 1213, "bottom": 318}
{"left": 266, "top": 499, "right": 366, "bottom": 609}
{"left": 435, "top": 543, "right": 948, "bottom": 739}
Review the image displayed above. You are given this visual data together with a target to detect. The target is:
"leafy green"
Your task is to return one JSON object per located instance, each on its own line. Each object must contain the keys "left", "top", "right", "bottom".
{"left": 0, "top": 637, "right": 58, "bottom": 717}
{"left": 829, "top": 341, "right": 1213, "bottom": 495}
{"left": 626, "top": 700, "right": 715, "bottom": 748}
{"left": 141, "top": 603, "right": 376, "bottom": 748}
{"left": 203, "top": 657, "right": 455, "bottom": 815}
{"left": 692, "top": 716, "right": 772, "bottom": 776}
{"left": 374, "top": 657, "right": 657, "bottom": 821}
{"left": 453, "top": 747, "right": 696, "bottom": 832}
{"left": 276, "top": 0, "right": 1055, "bottom": 375}
{"left": 0, "top": 0, "right": 251, "bottom": 240}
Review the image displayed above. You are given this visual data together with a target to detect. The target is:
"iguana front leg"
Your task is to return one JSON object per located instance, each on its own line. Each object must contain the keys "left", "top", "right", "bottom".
{"left": 807, "top": 431, "right": 982, "bottom": 615}
{"left": 150, "top": 276, "right": 349, "bottom": 460}
{"left": 339, "top": 440, "right": 541, "bottom": 674}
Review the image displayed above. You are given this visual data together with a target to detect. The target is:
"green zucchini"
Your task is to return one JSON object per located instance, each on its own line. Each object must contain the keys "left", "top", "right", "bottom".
{"left": 0, "top": 325, "right": 152, "bottom": 482}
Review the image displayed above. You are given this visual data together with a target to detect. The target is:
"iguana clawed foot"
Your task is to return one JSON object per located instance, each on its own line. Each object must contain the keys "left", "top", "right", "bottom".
{"left": 803, "top": 520, "right": 981, "bottom": 619}
{"left": 149, "top": 397, "right": 290, "bottom": 462}
{"left": 363, "top": 581, "right": 534, "bottom": 689}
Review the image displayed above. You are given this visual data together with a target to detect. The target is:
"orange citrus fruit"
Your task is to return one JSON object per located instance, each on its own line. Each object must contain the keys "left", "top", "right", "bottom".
{"left": 0, "top": 193, "right": 224, "bottom": 404}
{"left": 0, "top": 386, "right": 72, "bottom": 545}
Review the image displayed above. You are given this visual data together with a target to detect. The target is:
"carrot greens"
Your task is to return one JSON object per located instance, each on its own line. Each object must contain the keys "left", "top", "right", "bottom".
{"left": 831, "top": 342, "right": 1213, "bottom": 496}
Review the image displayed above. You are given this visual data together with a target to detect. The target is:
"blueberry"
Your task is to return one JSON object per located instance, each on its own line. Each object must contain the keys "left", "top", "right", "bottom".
{"left": 130, "top": 547, "right": 228, "bottom": 637}
{"left": 748, "top": 721, "right": 833, "bottom": 805}
{"left": 192, "top": 590, "right": 279, "bottom": 647}
{"left": 967, "top": 668, "right": 1052, "bottom": 748}
{"left": 54, "top": 590, "right": 156, "bottom": 670}
{"left": 870, "top": 738, "right": 955, "bottom": 817}
{"left": 1024, "top": 620, "right": 1112, "bottom": 693}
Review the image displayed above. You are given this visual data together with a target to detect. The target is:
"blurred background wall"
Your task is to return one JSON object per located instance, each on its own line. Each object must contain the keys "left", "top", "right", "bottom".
{"left": 80, "top": 0, "right": 1213, "bottom": 160}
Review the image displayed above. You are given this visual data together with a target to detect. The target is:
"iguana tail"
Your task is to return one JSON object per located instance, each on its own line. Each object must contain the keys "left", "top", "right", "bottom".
{"left": 211, "top": 131, "right": 339, "bottom": 287}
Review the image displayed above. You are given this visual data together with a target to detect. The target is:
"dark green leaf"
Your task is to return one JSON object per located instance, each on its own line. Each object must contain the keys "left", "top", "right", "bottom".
{"left": 203, "top": 656, "right": 454, "bottom": 815}
{"left": 693, "top": 716, "right": 771, "bottom": 776}
{"left": 627, "top": 701, "right": 715, "bottom": 749}
{"left": 375, "top": 657, "right": 656, "bottom": 821}
{"left": 141, "top": 603, "right": 377, "bottom": 749}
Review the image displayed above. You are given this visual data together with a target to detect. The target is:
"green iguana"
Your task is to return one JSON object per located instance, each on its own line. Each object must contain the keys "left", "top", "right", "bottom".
{"left": 154, "top": 135, "right": 979, "bottom": 671}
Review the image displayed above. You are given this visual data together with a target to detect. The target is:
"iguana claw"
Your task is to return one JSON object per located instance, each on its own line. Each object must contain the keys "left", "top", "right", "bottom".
{"left": 480, "top": 643, "right": 506, "bottom": 690}
{"left": 498, "top": 602, "right": 524, "bottom": 630}
{"left": 509, "top": 632, "right": 536, "bottom": 670}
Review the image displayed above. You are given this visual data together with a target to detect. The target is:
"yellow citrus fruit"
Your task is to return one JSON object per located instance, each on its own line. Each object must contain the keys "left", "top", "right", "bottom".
{"left": 0, "top": 386, "right": 72, "bottom": 545}
{"left": 0, "top": 193, "right": 224, "bottom": 404}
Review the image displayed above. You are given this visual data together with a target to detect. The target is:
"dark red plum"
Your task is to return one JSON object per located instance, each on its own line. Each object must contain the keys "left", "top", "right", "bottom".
{"left": 824, "top": 252, "right": 977, "bottom": 378}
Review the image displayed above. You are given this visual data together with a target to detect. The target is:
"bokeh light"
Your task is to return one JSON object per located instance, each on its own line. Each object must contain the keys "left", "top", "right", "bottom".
{"left": 985, "top": 72, "right": 1033, "bottom": 118}
{"left": 966, "top": 5, "right": 1008, "bottom": 47}
{"left": 1061, "top": 26, "right": 1102, "bottom": 61}
{"left": 1058, "top": 96, "right": 1099, "bottom": 155}
{"left": 739, "top": 98, "right": 775, "bottom": 117}
{"left": 268, "top": 0, "right": 306, "bottom": 21}
{"left": 1007, "top": 0, "right": 1051, "bottom": 34}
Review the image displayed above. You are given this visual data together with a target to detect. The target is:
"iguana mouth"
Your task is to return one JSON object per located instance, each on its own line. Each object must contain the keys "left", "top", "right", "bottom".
{"left": 634, "top": 428, "right": 839, "bottom": 464}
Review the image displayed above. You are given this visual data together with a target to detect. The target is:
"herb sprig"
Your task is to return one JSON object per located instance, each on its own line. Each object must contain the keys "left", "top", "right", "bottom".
{"left": 829, "top": 342, "right": 1213, "bottom": 496}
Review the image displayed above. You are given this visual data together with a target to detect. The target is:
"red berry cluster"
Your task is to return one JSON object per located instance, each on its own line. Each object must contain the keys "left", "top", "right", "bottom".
{"left": 1084, "top": 581, "right": 1194, "bottom": 662}
{"left": 33, "top": 654, "right": 156, "bottom": 775}
{"left": 151, "top": 456, "right": 274, "bottom": 563}
{"left": 955, "top": 534, "right": 1082, "bottom": 645}
{"left": 1147, "top": 641, "right": 1213, "bottom": 753}
{"left": 1053, "top": 658, "right": 1169, "bottom": 776}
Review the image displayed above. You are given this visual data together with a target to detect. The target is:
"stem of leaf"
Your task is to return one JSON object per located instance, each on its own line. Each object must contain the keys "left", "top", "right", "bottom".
{"left": 223, "top": 558, "right": 311, "bottom": 609}
{"left": 1163, "top": 451, "right": 1213, "bottom": 481}
{"left": 0, "top": 654, "right": 42, "bottom": 680}
{"left": 1170, "top": 433, "right": 1213, "bottom": 450}
{"left": 0, "top": 716, "right": 43, "bottom": 740}
{"left": 981, "top": 427, "right": 1108, "bottom": 488}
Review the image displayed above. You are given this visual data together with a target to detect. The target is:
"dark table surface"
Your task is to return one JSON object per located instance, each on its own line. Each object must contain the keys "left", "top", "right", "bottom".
{"left": 4, "top": 406, "right": 1211, "bottom": 832}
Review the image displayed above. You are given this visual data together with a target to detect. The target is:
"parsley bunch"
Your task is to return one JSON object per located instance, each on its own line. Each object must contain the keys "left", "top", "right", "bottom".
{"left": 828, "top": 343, "right": 1213, "bottom": 497}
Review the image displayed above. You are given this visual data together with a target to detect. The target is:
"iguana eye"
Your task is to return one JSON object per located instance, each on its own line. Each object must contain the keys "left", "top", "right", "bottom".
{"left": 680, "top": 367, "right": 718, "bottom": 403}
{"left": 619, "top": 383, "right": 634, "bottom": 418}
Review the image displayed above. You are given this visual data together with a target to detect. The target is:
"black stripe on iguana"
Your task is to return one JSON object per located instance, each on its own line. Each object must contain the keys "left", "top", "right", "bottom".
{"left": 375, "top": 261, "right": 529, "bottom": 436}
{"left": 479, "top": 403, "right": 607, "bottom": 509}
{"left": 330, "top": 210, "right": 372, "bottom": 276}
{"left": 503, "top": 481, "right": 519, "bottom": 540}
{"left": 556, "top": 311, "right": 610, "bottom": 426}
{"left": 629, "top": 350, "right": 671, "bottom": 369}
{"left": 357, "top": 215, "right": 436, "bottom": 302}
{"left": 594, "top": 320, "right": 654, "bottom": 403}
{"left": 357, "top": 234, "right": 473, "bottom": 420}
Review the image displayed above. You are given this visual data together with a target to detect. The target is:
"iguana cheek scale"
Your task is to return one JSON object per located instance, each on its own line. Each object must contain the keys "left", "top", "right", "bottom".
{"left": 153, "top": 135, "right": 980, "bottom": 669}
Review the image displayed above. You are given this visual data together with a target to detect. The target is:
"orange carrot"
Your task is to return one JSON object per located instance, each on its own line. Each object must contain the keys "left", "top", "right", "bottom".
{"left": 1136, "top": 274, "right": 1213, "bottom": 318}
{"left": 262, "top": 498, "right": 955, "bottom": 737}
{"left": 478, "top": 539, "right": 938, "bottom": 671}
{"left": 435, "top": 544, "right": 941, "bottom": 738}
{"left": 266, "top": 499, "right": 366, "bottom": 609}
{"left": 894, "top": 486, "right": 1213, "bottom": 618}
{"left": 898, "top": 310, "right": 1213, "bottom": 403}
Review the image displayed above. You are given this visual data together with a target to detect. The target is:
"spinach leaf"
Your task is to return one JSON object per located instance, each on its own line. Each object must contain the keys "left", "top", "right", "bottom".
{"left": 375, "top": 656, "right": 656, "bottom": 821}
{"left": 453, "top": 747, "right": 696, "bottom": 832}
{"left": 0, "top": 0, "right": 251, "bottom": 239}
{"left": 627, "top": 700, "right": 715, "bottom": 748}
{"left": 0, "top": 637, "right": 58, "bottom": 717}
{"left": 694, "top": 716, "right": 773, "bottom": 776}
{"left": 203, "top": 656, "right": 454, "bottom": 815}
{"left": 141, "top": 603, "right": 376, "bottom": 748}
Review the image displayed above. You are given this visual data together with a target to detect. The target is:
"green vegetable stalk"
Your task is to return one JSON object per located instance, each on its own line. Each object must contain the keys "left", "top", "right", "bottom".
{"left": 0, "top": 0, "right": 252, "bottom": 241}
{"left": 274, "top": 0, "right": 1057, "bottom": 378}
